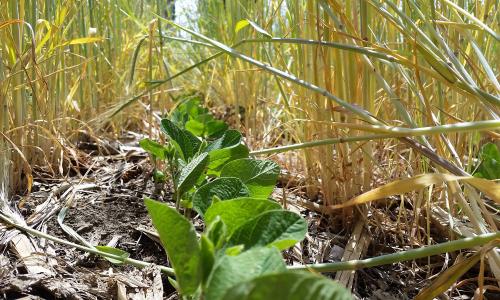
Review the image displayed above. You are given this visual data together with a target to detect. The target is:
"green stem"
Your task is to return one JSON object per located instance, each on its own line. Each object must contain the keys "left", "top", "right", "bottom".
{"left": 250, "top": 119, "right": 500, "bottom": 155}
{"left": 290, "top": 232, "right": 500, "bottom": 273}
{"left": 251, "top": 134, "right": 389, "bottom": 155}
{"left": 0, "top": 214, "right": 175, "bottom": 276}
{"left": 175, "top": 192, "right": 181, "bottom": 211}
{"left": 242, "top": 38, "right": 397, "bottom": 62}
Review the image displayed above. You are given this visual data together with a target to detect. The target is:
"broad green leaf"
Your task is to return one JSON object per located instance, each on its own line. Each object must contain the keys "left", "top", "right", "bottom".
{"left": 181, "top": 198, "right": 193, "bottom": 209}
{"left": 205, "top": 120, "right": 228, "bottom": 138}
{"left": 171, "top": 96, "right": 227, "bottom": 139}
{"left": 222, "top": 272, "right": 352, "bottom": 300}
{"left": 208, "top": 144, "right": 249, "bottom": 174}
{"left": 474, "top": 142, "right": 500, "bottom": 180}
{"left": 176, "top": 152, "right": 209, "bottom": 197}
{"left": 192, "top": 177, "right": 250, "bottom": 216}
{"left": 139, "top": 138, "right": 168, "bottom": 160}
{"left": 205, "top": 198, "right": 281, "bottom": 235}
{"left": 171, "top": 104, "right": 194, "bottom": 127}
{"left": 95, "top": 246, "right": 130, "bottom": 265}
{"left": 170, "top": 96, "right": 206, "bottom": 127}
{"left": 185, "top": 118, "right": 228, "bottom": 139}
{"left": 161, "top": 119, "right": 201, "bottom": 161}
{"left": 206, "top": 216, "right": 227, "bottom": 250}
{"left": 205, "top": 130, "right": 243, "bottom": 152}
{"left": 220, "top": 159, "right": 279, "bottom": 198}
{"left": 144, "top": 198, "right": 201, "bottom": 295}
{"left": 185, "top": 119, "right": 206, "bottom": 136}
{"left": 206, "top": 130, "right": 249, "bottom": 173}
{"left": 206, "top": 247, "right": 286, "bottom": 300}
{"left": 228, "top": 210, "right": 307, "bottom": 250}
{"left": 225, "top": 245, "right": 244, "bottom": 256}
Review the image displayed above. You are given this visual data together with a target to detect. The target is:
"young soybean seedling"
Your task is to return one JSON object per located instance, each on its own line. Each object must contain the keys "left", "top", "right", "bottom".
{"left": 144, "top": 196, "right": 351, "bottom": 300}
{"left": 138, "top": 101, "right": 351, "bottom": 299}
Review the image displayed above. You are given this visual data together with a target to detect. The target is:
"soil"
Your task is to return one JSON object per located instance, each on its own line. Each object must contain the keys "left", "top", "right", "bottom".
{"left": 1, "top": 136, "right": 180, "bottom": 299}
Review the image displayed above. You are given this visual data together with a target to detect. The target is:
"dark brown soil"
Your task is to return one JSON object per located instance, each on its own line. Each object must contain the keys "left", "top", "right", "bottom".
{"left": 1, "top": 138, "right": 180, "bottom": 299}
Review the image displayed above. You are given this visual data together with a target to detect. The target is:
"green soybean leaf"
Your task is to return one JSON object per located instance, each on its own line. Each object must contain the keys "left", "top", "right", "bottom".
{"left": 176, "top": 152, "right": 209, "bottom": 197}
{"left": 185, "top": 119, "right": 206, "bottom": 136}
{"left": 222, "top": 272, "right": 352, "bottom": 300}
{"left": 206, "top": 247, "right": 286, "bottom": 300}
{"left": 192, "top": 177, "right": 250, "bottom": 216}
{"left": 144, "top": 198, "right": 201, "bottom": 295}
{"left": 225, "top": 245, "right": 244, "bottom": 256}
{"left": 474, "top": 142, "right": 500, "bottom": 180}
{"left": 171, "top": 96, "right": 228, "bottom": 139}
{"left": 185, "top": 114, "right": 228, "bottom": 139}
{"left": 205, "top": 120, "right": 228, "bottom": 138}
{"left": 181, "top": 199, "right": 193, "bottom": 209}
{"left": 220, "top": 159, "right": 279, "bottom": 198}
{"left": 200, "top": 235, "right": 215, "bottom": 285}
{"left": 205, "top": 198, "right": 281, "bottom": 235}
{"left": 139, "top": 138, "right": 168, "bottom": 160}
{"left": 95, "top": 246, "right": 130, "bottom": 265}
{"left": 170, "top": 96, "right": 206, "bottom": 127}
{"left": 153, "top": 170, "right": 167, "bottom": 183}
{"left": 205, "top": 130, "right": 243, "bottom": 151}
{"left": 171, "top": 101, "right": 197, "bottom": 127}
{"left": 208, "top": 144, "right": 249, "bottom": 174}
{"left": 228, "top": 210, "right": 307, "bottom": 250}
{"left": 206, "top": 130, "right": 249, "bottom": 172}
{"left": 206, "top": 216, "right": 227, "bottom": 250}
{"left": 161, "top": 119, "right": 201, "bottom": 161}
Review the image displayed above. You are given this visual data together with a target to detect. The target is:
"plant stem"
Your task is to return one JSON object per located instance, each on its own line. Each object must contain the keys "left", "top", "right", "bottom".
{"left": 290, "top": 232, "right": 500, "bottom": 273}
{"left": 251, "top": 134, "right": 389, "bottom": 155}
{"left": 250, "top": 120, "right": 500, "bottom": 156}
{"left": 0, "top": 214, "right": 175, "bottom": 276}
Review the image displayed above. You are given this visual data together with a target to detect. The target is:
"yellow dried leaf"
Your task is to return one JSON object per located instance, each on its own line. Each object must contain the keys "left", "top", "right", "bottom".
{"left": 235, "top": 19, "right": 250, "bottom": 33}
{"left": 64, "top": 37, "right": 104, "bottom": 46}
{"left": 329, "top": 174, "right": 499, "bottom": 210}
{"left": 0, "top": 19, "right": 23, "bottom": 30}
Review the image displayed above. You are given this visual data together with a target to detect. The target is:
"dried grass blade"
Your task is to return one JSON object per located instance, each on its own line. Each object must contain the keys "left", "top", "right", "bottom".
{"left": 415, "top": 252, "right": 482, "bottom": 300}
{"left": 329, "top": 174, "right": 500, "bottom": 210}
